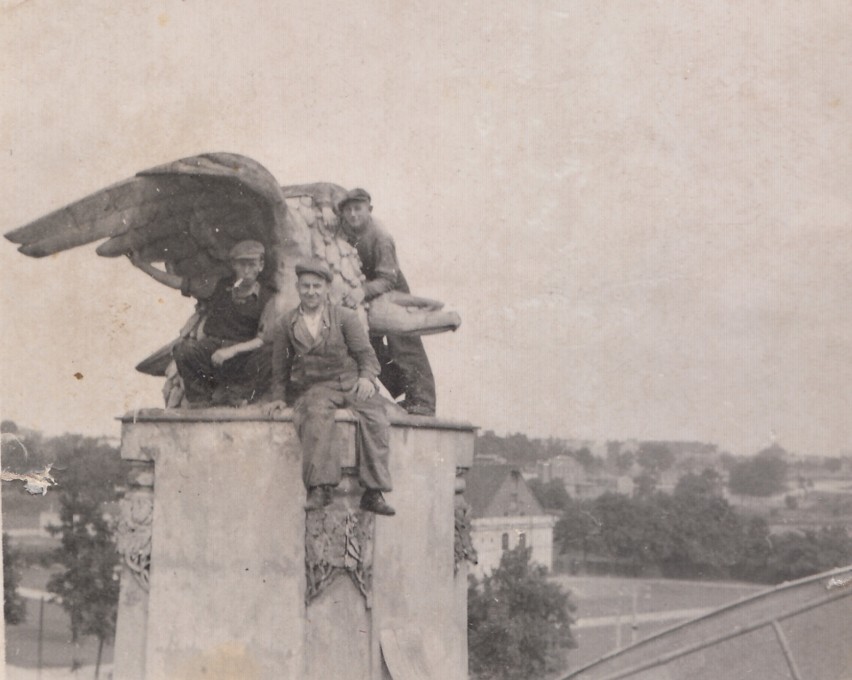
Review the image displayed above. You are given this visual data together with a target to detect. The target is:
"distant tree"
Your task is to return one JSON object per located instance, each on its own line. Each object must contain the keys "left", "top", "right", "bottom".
{"left": 475, "top": 431, "right": 541, "bottom": 466}
{"left": 674, "top": 469, "right": 723, "bottom": 499}
{"left": 468, "top": 546, "right": 576, "bottom": 680}
{"left": 764, "top": 527, "right": 852, "bottom": 583}
{"left": 637, "top": 443, "right": 675, "bottom": 477}
{"left": 633, "top": 495, "right": 677, "bottom": 570}
{"left": 3, "top": 532, "right": 27, "bottom": 624}
{"left": 528, "top": 478, "right": 571, "bottom": 512}
{"left": 543, "top": 437, "right": 572, "bottom": 458}
{"left": 824, "top": 457, "right": 842, "bottom": 473}
{"left": 612, "top": 450, "right": 635, "bottom": 473}
{"left": 731, "top": 516, "right": 773, "bottom": 582}
{"left": 554, "top": 501, "right": 602, "bottom": 561}
{"left": 719, "top": 452, "right": 738, "bottom": 470}
{"left": 475, "top": 431, "right": 605, "bottom": 468}
{"left": 728, "top": 447, "right": 788, "bottom": 497}
{"left": 592, "top": 493, "right": 669, "bottom": 572}
{"left": 571, "top": 447, "right": 598, "bottom": 470}
{"left": 632, "top": 471, "right": 657, "bottom": 499}
{"left": 46, "top": 435, "right": 127, "bottom": 679}
{"left": 657, "top": 492, "right": 746, "bottom": 579}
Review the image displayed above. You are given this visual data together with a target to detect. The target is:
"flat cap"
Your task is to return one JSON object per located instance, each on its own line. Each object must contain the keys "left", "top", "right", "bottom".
{"left": 337, "top": 187, "right": 372, "bottom": 212}
{"left": 228, "top": 240, "right": 265, "bottom": 260}
{"left": 295, "top": 258, "right": 333, "bottom": 282}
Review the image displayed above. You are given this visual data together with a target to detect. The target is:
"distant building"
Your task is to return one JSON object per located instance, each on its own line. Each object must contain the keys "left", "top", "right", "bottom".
{"left": 465, "top": 465, "right": 555, "bottom": 577}
{"left": 572, "top": 474, "right": 634, "bottom": 500}
{"left": 536, "top": 455, "right": 585, "bottom": 485}
{"left": 473, "top": 452, "right": 507, "bottom": 465}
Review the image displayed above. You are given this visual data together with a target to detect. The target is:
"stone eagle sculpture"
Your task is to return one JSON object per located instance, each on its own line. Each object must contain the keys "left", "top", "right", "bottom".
{"left": 5, "top": 153, "right": 460, "bottom": 404}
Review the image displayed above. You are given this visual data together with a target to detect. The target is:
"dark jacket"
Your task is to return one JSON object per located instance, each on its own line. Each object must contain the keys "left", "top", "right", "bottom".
{"left": 272, "top": 303, "right": 380, "bottom": 401}
{"left": 340, "top": 218, "right": 411, "bottom": 300}
{"left": 181, "top": 274, "right": 275, "bottom": 343}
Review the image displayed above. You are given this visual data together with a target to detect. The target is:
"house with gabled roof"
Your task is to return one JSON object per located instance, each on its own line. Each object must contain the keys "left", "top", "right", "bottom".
{"left": 465, "top": 464, "right": 555, "bottom": 577}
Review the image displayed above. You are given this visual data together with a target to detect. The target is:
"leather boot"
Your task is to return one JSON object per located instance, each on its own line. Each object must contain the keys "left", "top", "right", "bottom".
{"left": 360, "top": 490, "right": 395, "bottom": 516}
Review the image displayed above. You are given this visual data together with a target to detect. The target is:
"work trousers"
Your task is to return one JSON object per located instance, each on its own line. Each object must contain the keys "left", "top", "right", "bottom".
{"left": 173, "top": 337, "right": 272, "bottom": 405}
{"left": 293, "top": 384, "right": 392, "bottom": 492}
{"left": 371, "top": 334, "right": 436, "bottom": 412}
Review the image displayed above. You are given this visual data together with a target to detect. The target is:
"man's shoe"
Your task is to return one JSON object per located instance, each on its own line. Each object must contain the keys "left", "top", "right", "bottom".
{"left": 360, "top": 490, "right": 396, "bottom": 516}
{"left": 305, "top": 486, "right": 333, "bottom": 511}
{"left": 405, "top": 403, "right": 435, "bottom": 417}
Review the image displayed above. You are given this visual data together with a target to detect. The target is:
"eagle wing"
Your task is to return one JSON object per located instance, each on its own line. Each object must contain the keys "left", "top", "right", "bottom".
{"left": 5, "top": 153, "right": 296, "bottom": 288}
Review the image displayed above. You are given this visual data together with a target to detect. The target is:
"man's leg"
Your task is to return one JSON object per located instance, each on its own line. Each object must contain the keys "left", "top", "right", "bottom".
{"left": 293, "top": 386, "right": 348, "bottom": 490}
{"left": 172, "top": 338, "right": 223, "bottom": 404}
{"left": 371, "top": 336, "right": 406, "bottom": 400}
{"left": 344, "top": 392, "right": 393, "bottom": 492}
{"left": 243, "top": 343, "right": 273, "bottom": 402}
{"left": 216, "top": 344, "right": 273, "bottom": 404}
{"left": 384, "top": 334, "right": 436, "bottom": 415}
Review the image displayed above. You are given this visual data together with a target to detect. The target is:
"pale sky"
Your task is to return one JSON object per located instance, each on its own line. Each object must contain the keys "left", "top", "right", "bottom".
{"left": 1, "top": 1, "right": 850, "bottom": 456}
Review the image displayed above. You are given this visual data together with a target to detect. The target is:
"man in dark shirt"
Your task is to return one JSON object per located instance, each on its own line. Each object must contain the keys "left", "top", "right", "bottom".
{"left": 130, "top": 240, "right": 275, "bottom": 406}
{"left": 271, "top": 259, "right": 395, "bottom": 515}
{"left": 337, "top": 188, "right": 437, "bottom": 416}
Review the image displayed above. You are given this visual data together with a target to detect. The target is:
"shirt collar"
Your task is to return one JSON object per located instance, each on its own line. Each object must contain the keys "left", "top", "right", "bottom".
{"left": 294, "top": 302, "right": 329, "bottom": 323}
{"left": 229, "top": 279, "right": 261, "bottom": 299}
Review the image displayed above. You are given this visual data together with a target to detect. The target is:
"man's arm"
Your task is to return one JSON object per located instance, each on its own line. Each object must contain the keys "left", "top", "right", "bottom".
{"left": 128, "top": 252, "right": 219, "bottom": 298}
{"left": 362, "top": 239, "right": 400, "bottom": 301}
{"left": 210, "top": 337, "right": 265, "bottom": 366}
{"left": 128, "top": 252, "right": 183, "bottom": 289}
{"left": 340, "top": 308, "right": 381, "bottom": 399}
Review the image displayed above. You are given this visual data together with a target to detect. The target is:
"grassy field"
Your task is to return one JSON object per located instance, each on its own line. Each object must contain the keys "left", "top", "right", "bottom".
{"left": 550, "top": 574, "right": 764, "bottom": 672}
{"left": 5, "top": 565, "right": 763, "bottom": 677}
{"left": 5, "top": 565, "right": 115, "bottom": 671}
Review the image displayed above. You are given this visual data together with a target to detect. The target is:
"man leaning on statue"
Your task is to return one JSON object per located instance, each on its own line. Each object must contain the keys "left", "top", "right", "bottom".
{"left": 265, "top": 259, "right": 396, "bottom": 516}
{"left": 337, "top": 188, "right": 437, "bottom": 416}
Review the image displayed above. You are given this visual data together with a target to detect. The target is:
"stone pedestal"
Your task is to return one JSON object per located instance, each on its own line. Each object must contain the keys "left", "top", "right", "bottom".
{"left": 113, "top": 407, "right": 475, "bottom": 680}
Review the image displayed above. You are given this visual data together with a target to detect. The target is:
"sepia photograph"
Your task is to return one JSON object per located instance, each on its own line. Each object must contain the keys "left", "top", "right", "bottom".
{"left": 1, "top": 2, "right": 850, "bottom": 679}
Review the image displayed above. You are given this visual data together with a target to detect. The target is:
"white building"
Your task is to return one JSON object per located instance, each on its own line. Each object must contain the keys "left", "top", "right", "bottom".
{"left": 465, "top": 465, "right": 555, "bottom": 578}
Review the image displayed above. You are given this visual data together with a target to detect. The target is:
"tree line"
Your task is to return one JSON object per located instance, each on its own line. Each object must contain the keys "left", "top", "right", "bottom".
{"left": 2, "top": 421, "right": 125, "bottom": 678}
{"left": 534, "top": 470, "right": 852, "bottom": 583}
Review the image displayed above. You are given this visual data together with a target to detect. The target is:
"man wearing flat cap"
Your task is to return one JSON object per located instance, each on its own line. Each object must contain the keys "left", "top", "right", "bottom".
{"left": 337, "top": 188, "right": 437, "bottom": 416}
{"left": 270, "top": 258, "right": 395, "bottom": 515}
{"left": 129, "top": 239, "right": 275, "bottom": 406}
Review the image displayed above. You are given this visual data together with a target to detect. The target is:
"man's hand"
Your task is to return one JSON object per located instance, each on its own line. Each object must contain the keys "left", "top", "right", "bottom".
{"left": 341, "top": 292, "right": 359, "bottom": 309}
{"left": 352, "top": 377, "right": 377, "bottom": 401}
{"left": 127, "top": 251, "right": 145, "bottom": 269}
{"left": 211, "top": 347, "right": 236, "bottom": 366}
{"left": 261, "top": 400, "right": 289, "bottom": 417}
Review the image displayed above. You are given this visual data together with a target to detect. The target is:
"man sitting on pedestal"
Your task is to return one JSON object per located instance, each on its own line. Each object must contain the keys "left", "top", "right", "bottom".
{"left": 270, "top": 259, "right": 395, "bottom": 515}
{"left": 129, "top": 239, "right": 275, "bottom": 406}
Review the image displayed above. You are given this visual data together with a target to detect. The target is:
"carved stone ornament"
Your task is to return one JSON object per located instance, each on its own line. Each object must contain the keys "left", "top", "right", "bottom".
{"left": 305, "top": 508, "right": 375, "bottom": 607}
{"left": 454, "top": 489, "right": 478, "bottom": 574}
{"left": 116, "top": 491, "right": 154, "bottom": 591}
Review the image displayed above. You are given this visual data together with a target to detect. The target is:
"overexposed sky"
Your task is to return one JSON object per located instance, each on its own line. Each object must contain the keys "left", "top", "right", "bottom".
{"left": 1, "top": 1, "right": 850, "bottom": 456}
